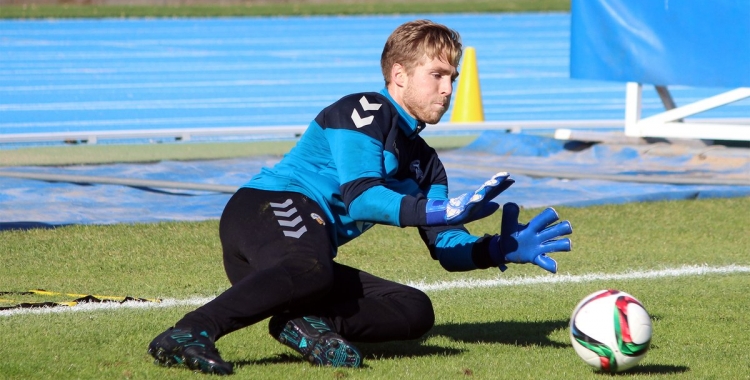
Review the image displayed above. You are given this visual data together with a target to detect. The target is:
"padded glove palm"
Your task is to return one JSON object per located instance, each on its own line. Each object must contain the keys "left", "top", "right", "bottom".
{"left": 489, "top": 202, "right": 572, "bottom": 273}
{"left": 425, "top": 172, "right": 514, "bottom": 226}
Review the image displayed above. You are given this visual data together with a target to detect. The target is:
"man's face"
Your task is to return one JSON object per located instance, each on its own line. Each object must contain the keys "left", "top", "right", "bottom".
{"left": 401, "top": 55, "right": 458, "bottom": 124}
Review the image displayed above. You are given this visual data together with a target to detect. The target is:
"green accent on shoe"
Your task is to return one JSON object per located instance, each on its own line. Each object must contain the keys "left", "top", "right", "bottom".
{"left": 268, "top": 315, "right": 362, "bottom": 368}
{"left": 147, "top": 327, "right": 233, "bottom": 375}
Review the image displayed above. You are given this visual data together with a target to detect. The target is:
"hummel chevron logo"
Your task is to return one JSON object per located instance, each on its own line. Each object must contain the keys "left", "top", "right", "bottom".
{"left": 351, "top": 109, "right": 373, "bottom": 128}
{"left": 270, "top": 199, "right": 307, "bottom": 239}
{"left": 269, "top": 199, "right": 293, "bottom": 208}
{"left": 351, "top": 96, "right": 382, "bottom": 128}
{"left": 278, "top": 216, "right": 302, "bottom": 227}
{"left": 273, "top": 207, "right": 297, "bottom": 218}
{"left": 283, "top": 226, "right": 307, "bottom": 238}
{"left": 360, "top": 96, "right": 381, "bottom": 111}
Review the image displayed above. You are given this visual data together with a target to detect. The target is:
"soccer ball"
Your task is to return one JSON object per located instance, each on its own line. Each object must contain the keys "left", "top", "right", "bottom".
{"left": 569, "top": 289, "right": 652, "bottom": 373}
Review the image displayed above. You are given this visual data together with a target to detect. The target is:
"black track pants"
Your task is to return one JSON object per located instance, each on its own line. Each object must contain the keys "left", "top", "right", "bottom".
{"left": 177, "top": 188, "right": 434, "bottom": 343}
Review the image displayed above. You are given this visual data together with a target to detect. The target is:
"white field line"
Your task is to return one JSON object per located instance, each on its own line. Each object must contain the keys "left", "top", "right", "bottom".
{"left": 407, "top": 264, "right": 750, "bottom": 292}
{"left": 2, "top": 264, "right": 749, "bottom": 318}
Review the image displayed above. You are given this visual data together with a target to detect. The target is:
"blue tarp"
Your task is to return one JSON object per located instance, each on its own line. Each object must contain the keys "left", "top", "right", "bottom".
{"left": 1, "top": 132, "right": 749, "bottom": 229}
{"left": 570, "top": 0, "right": 750, "bottom": 87}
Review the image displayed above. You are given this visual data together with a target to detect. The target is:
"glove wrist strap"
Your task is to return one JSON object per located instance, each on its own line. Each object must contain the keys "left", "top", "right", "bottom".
{"left": 470, "top": 234, "right": 502, "bottom": 270}
{"left": 425, "top": 199, "right": 448, "bottom": 225}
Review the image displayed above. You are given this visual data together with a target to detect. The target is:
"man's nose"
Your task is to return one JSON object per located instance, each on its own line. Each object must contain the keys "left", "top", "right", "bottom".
{"left": 440, "top": 78, "right": 453, "bottom": 96}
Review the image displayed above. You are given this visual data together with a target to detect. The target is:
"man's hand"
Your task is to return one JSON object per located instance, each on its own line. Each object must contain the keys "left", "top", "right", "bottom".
{"left": 425, "top": 172, "right": 514, "bottom": 226}
{"left": 489, "top": 202, "right": 572, "bottom": 273}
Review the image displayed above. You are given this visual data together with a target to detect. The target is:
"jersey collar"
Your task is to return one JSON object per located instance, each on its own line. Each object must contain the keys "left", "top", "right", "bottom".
{"left": 379, "top": 88, "right": 426, "bottom": 139}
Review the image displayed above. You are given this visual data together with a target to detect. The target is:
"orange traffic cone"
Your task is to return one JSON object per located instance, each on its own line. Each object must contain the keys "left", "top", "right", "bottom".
{"left": 450, "top": 47, "right": 484, "bottom": 122}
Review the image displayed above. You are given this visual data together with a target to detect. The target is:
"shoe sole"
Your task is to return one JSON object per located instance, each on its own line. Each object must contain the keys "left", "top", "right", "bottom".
{"left": 276, "top": 321, "right": 362, "bottom": 368}
{"left": 148, "top": 345, "right": 182, "bottom": 367}
{"left": 148, "top": 344, "right": 233, "bottom": 375}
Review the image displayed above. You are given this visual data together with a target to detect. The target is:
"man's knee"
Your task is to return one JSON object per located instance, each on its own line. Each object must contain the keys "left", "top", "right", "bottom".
{"left": 400, "top": 288, "right": 435, "bottom": 339}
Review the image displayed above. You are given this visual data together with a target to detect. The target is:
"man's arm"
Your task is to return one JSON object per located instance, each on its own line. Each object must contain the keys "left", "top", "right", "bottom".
{"left": 325, "top": 93, "right": 513, "bottom": 228}
{"left": 420, "top": 203, "right": 573, "bottom": 273}
{"left": 400, "top": 172, "right": 514, "bottom": 227}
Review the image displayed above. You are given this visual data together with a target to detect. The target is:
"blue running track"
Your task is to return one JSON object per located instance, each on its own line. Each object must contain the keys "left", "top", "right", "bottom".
{"left": 1, "top": 14, "right": 749, "bottom": 227}
{"left": 2, "top": 13, "right": 749, "bottom": 141}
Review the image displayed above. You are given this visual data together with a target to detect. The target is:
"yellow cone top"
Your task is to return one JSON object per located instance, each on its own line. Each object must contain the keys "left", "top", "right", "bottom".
{"left": 450, "top": 47, "right": 484, "bottom": 123}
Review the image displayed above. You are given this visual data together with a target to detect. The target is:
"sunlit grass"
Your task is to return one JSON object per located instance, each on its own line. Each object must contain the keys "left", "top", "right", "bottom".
{"left": 1, "top": 197, "right": 749, "bottom": 379}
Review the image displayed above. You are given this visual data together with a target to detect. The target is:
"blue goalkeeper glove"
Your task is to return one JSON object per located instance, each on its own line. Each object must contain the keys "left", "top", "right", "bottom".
{"left": 425, "top": 172, "right": 515, "bottom": 226}
{"left": 489, "top": 202, "right": 572, "bottom": 273}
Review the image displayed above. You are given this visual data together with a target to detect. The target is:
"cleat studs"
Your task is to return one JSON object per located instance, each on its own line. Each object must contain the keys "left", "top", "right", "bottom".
{"left": 269, "top": 317, "right": 362, "bottom": 368}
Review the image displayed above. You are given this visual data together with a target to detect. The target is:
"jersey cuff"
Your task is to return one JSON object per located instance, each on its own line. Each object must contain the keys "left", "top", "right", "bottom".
{"left": 399, "top": 196, "right": 427, "bottom": 226}
{"left": 471, "top": 234, "right": 498, "bottom": 269}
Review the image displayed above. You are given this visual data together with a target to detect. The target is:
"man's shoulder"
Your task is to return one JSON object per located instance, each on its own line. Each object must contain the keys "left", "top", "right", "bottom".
{"left": 329, "top": 91, "right": 393, "bottom": 112}
{"left": 316, "top": 91, "right": 397, "bottom": 132}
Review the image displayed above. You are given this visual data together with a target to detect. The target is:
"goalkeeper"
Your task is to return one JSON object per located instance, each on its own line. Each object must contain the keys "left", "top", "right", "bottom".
{"left": 147, "top": 19, "right": 572, "bottom": 375}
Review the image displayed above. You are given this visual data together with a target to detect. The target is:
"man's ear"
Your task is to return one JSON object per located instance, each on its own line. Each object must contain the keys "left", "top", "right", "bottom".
{"left": 391, "top": 63, "right": 407, "bottom": 87}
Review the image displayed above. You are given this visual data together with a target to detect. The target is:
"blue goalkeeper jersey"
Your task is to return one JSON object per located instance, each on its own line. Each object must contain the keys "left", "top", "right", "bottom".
{"left": 244, "top": 88, "right": 481, "bottom": 268}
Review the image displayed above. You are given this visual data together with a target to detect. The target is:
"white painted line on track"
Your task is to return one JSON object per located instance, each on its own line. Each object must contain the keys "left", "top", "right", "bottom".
{"left": 2, "top": 264, "right": 748, "bottom": 317}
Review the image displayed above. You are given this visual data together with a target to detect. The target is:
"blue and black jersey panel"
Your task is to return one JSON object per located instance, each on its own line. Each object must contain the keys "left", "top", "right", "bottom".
{"left": 317, "top": 92, "right": 447, "bottom": 227}
{"left": 243, "top": 89, "right": 494, "bottom": 270}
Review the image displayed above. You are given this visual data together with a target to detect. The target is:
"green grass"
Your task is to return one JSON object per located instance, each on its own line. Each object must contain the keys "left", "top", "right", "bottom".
{"left": 2, "top": 1, "right": 748, "bottom": 378}
{"left": 0, "top": 0, "right": 570, "bottom": 19}
{"left": 2, "top": 196, "right": 749, "bottom": 379}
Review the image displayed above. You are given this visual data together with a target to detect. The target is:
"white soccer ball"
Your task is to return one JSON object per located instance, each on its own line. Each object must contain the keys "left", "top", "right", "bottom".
{"left": 569, "top": 289, "right": 652, "bottom": 373}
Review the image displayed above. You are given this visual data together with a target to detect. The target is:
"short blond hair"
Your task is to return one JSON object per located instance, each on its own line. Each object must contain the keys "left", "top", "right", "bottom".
{"left": 380, "top": 19, "right": 463, "bottom": 85}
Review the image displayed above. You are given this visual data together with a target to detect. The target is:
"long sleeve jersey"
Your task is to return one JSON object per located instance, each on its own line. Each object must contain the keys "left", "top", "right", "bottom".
{"left": 243, "top": 88, "right": 497, "bottom": 271}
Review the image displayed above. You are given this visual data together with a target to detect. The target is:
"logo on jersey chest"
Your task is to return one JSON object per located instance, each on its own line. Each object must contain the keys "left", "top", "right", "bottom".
{"left": 410, "top": 160, "right": 424, "bottom": 182}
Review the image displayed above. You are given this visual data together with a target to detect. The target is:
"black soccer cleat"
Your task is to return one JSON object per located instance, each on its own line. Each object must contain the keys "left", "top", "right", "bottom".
{"left": 148, "top": 327, "right": 233, "bottom": 375}
{"left": 268, "top": 315, "right": 362, "bottom": 368}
